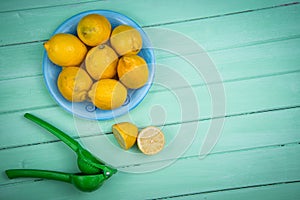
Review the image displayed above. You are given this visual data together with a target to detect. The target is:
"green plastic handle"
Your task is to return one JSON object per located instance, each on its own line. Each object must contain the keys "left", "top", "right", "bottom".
{"left": 24, "top": 113, "right": 79, "bottom": 152}
{"left": 5, "top": 169, "right": 107, "bottom": 192}
{"left": 6, "top": 169, "right": 70, "bottom": 183}
{"left": 23, "top": 113, "right": 117, "bottom": 175}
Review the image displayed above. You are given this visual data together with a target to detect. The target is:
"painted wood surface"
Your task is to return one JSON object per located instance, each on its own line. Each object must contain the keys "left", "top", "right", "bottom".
{"left": 1, "top": 72, "right": 299, "bottom": 148}
{"left": 0, "top": 0, "right": 299, "bottom": 199}
{"left": 1, "top": 145, "right": 300, "bottom": 199}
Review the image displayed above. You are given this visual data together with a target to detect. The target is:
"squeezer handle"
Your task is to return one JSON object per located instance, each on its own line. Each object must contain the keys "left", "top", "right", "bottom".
{"left": 6, "top": 169, "right": 70, "bottom": 182}
{"left": 24, "top": 113, "right": 79, "bottom": 152}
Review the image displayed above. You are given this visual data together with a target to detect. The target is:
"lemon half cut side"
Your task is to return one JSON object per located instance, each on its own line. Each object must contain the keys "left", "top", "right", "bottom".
{"left": 137, "top": 126, "right": 165, "bottom": 155}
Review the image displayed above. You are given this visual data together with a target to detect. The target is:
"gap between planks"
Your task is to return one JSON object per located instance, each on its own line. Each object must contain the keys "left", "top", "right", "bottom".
{"left": 0, "top": 1, "right": 298, "bottom": 48}
{"left": 0, "top": 69, "right": 299, "bottom": 115}
{"left": 0, "top": 0, "right": 102, "bottom": 14}
{"left": 1, "top": 34, "right": 299, "bottom": 82}
{"left": 143, "top": 2, "right": 299, "bottom": 28}
{"left": 1, "top": 141, "right": 299, "bottom": 188}
{"left": 1, "top": 104, "right": 299, "bottom": 151}
{"left": 117, "top": 141, "right": 300, "bottom": 169}
{"left": 152, "top": 180, "right": 300, "bottom": 200}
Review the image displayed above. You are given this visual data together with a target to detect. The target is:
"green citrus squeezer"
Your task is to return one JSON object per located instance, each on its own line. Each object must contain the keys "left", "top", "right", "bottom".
{"left": 5, "top": 113, "right": 117, "bottom": 192}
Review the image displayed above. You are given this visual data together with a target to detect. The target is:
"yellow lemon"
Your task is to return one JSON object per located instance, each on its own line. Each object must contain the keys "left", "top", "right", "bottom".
{"left": 88, "top": 79, "right": 127, "bottom": 110}
{"left": 137, "top": 126, "right": 165, "bottom": 155}
{"left": 77, "top": 14, "right": 111, "bottom": 46}
{"left": 44, "top": 33, "right": 87, "bottom": 67}
{"left": 57, "top": 67, "right": 93, "bottom": 102}
{"left": 117, "top": 54, "right": 149, "bottom": 89}
{"left": 85, "top": 44, "right": 118, "bottom": 80}
{"left": 110, "top": 25, "right": 143, "bottom": 55}
{"left": 112, "top": 122, "right": 138, "bottom": 150}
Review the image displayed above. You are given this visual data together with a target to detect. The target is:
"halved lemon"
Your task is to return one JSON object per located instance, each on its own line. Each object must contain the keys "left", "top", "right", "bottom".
{"left": 112, "top": 122, "right": 138, "bottom": 150}
{"left": 137, "top": 126, "right": 165, "bottom": 155}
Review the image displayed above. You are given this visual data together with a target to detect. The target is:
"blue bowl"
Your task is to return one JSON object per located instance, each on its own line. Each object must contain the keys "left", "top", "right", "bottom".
{"left": 43, "top": 10, "right": 155, "bottom": 120}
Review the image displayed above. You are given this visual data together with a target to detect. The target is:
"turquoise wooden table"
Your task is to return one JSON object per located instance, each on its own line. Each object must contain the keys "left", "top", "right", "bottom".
{"left": 1, "top": 0, "right": 300, "bottom": 199}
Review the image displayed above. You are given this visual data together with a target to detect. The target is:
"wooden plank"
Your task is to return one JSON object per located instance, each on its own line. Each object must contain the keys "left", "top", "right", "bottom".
{"left": 1, "top": 107, "right": 300, "bottom": 178}
{"left": 0, "top": 0, "right": 292, "bottom": 13}
{"left": 0, "top": 76, "right": 55, "bottom": 113}
{"left": 171, "top": 182, "right": 300, "bottom": 200}
{"left": 0, "top": 1, "right": 298, "bottom": 46}
{"left": 1, "top": 36, "right": 300, "bottom": 83}
{"left": 155, "top": 37, "right": 300, "bottom": 88}
{"left": 184, "top": 107, "right": 300, "bottom": 158}
{"left": 0, "top": 72, "right": 299, "bottom": 148}
{"left": 1, "top": 69, "right": 299, "bottom": 116}
{"left": 0, "top": 0, "right": 97, "bottom": 13}
{"left": 0, "top": 42, "right": 44, "bottom": 80}
{"left": 1, "top": 2, "right": 299, "bottom": 200}
{"left": 1, "top": 144, "right": 299, "bottom": 199}
{"left": 156, "top": 4, "right": 300, "bottom": 52}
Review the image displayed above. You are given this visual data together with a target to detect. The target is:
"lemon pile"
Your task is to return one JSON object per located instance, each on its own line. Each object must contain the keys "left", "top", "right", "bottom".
{"left": 44, "top": 14, "right": 149, "bottom": 110}
{"left": 112, "top": 122, "right": 165, "bottom": 155}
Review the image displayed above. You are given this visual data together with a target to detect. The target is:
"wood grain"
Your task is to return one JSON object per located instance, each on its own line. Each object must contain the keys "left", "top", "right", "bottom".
{"left": 1, "top": 72, "right": 299, "bottom": 149}
{"left": 1, "top": 144, "right": 299, "bottom": 199}
{"left": 1, "top": 107, "right": 299, "bottom": 182}
{"left": 0, "top": 1, "right": 298, "bottom": 46}
{"left": 1, "top": 1, "right": 299, "bottom": 199}
{"left": 169, "top": 182, "right": 300, "bottom": 200}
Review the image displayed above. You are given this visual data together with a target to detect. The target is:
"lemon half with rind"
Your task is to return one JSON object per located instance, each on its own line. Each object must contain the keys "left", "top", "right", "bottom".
{"left": 112, "top": 122, "right": 138, "bottom": 150}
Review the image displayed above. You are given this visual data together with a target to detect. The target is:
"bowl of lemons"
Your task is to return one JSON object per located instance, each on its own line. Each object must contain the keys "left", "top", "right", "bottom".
{"left": 43, "top": 10, "right": 155, "bottom": 120}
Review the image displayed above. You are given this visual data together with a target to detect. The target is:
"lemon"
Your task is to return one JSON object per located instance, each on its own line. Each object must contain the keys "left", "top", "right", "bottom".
{"left": 44, "top": 33, "right": 87, "bottom": 67}
{"left": 57, "top": 67, "right": 93, "bottom": 102}
{"left": 110, "top": 25, "right": 143, "bottom": 55}
{"left": 85, "top": 44, "right": 118, "bottom": 80}
{"left": 137, "top": 126, "right": 165, "bottom": 155}
{"left": 112, "top": 122, "right": 138, "bottom": 150}
{"left": 117, "top": 54, "right": 149, "bottom": 89}
{"left": 77, "top": 14, "right": 111, "bottom": 46}
{"left": 88, "top": 79, "right": 127, "bottom": 110}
